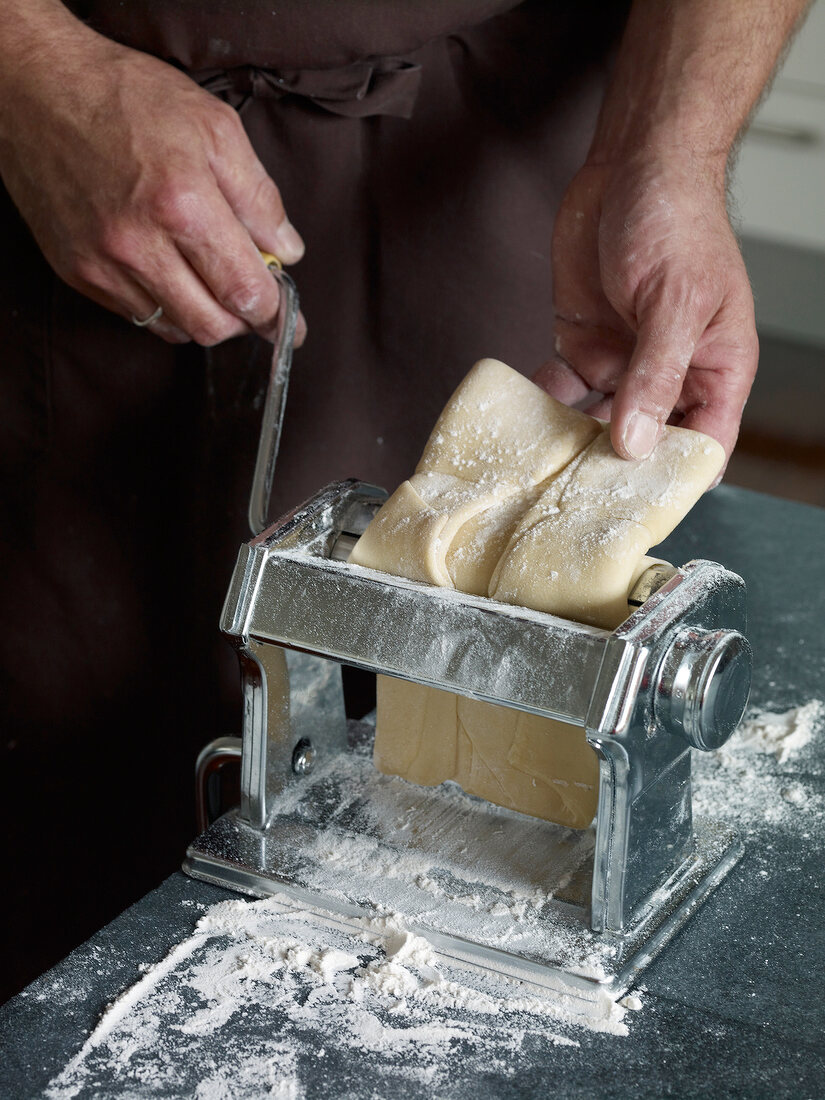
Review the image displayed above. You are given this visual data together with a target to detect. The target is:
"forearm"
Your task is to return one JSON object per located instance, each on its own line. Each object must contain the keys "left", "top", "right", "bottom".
{"left": 0, "top": 0, "right": 109, "bottom": 145}
{"left": 589, "top": 0, "right": 811, "bottom": 175}
{"left": 0, "top": 0, "right": 90, "bottom": 80}
{"left": 0, "top": 0, "right": 74, "bottom": 42}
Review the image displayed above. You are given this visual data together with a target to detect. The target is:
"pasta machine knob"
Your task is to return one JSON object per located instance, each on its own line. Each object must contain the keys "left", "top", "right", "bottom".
{"left": 654, "top": 629, "right": 752, "bottom": 751}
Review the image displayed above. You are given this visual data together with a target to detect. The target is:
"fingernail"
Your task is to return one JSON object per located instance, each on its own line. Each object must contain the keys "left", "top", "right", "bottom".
{"left": 623, "top": 412, "right": 659, "bottom": 460}
{"left": 274, "top": 220, "right": 305, "bottom": 263}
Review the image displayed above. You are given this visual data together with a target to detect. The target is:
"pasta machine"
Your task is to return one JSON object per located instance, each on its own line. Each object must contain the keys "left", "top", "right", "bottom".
{"left": 184, "top": 266, "right": 750, "bottom": 998}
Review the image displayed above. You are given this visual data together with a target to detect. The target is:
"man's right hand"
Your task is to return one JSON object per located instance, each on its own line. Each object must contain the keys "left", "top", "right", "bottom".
{"left": 0, "top": 1, "right": 305, "bottom": 346}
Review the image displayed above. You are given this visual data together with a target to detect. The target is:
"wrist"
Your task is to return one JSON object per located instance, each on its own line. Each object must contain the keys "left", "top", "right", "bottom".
{"left": 580, "top": 147, "right": 729, "bottom": 203}
{"left": 585, "top": 62, "right": 738, "bottom": 182}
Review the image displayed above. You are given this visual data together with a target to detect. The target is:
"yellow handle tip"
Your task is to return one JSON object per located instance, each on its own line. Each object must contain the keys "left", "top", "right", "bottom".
{"left": 259, "top": 250, "right": 283, "bottom": 270}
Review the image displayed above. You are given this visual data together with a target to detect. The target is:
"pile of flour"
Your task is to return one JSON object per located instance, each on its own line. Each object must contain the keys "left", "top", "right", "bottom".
{"left": 45, "top": 895, "right": 630, "bottom": 1100}
{"left": 42, "top": 699, "right": 822, "bottom": 1098}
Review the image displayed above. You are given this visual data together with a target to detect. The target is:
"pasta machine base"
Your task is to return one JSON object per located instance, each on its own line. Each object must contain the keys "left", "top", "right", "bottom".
{"left": 185, "top": 725, "right": 742, "bottom": 999}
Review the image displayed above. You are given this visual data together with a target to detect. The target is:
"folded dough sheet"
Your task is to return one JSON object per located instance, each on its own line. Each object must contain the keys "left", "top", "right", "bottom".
{"left": 351, "top": 359, "right": 724, "bottom": 828}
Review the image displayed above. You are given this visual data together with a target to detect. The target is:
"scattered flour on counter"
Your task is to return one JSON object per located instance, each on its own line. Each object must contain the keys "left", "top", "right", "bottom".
{"left": 723, "top": 700, "right": 822, "bottom": 765}
{"left": 693, "top": 700, "right": 824, "bottom": 835}
{"left": 43, "top": 702, "right": 823, "bottom": 1098}
{"left": 45, "top": 894, "right": 627, "bottom": 1100}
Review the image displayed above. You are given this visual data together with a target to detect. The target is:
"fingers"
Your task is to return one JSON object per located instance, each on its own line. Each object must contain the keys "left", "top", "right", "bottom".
{"left": 76, "top": 215, "right": 308, "bottom": 348}
{"left": 170, "top": 190, "right": 308, "bottom": 347}
{"left": 611, "top": 356, "right": 687, "bottom": 461}
{"left": 91, "top": 99, "right": 306, "bottom": 345}
{"left": 205, "top": 110, "right": 307, "bottom": 342}
{"left": 76, "top": 219, "right": 257, "bottom": 346}
{"left": 294, "top": 310, "right": 308, "bottom": 347}
{"left": 79, "top": 246, "right": 308, "bottom": 349}
{"left": 169, "top": 190, "right": 286, "bottom": 341}
{"left": 169, "top": 232, "right": 307, "bottom": 347}
{"left": 113, "top": 232, "right": 249, "bottom": 346}
{"left": 583, "top": 394, "right": 614, "bottom": 420}
{"left": 142, "top": 127, "right": 305, "bottom": 343}
{"left": 70, "top": 260, "right": 192, "bottom": 344}
{"left": 532, "top": 357, "right": 590, "bottom": 404}
{"left": 207, "top": 105, "right": 304, "bottom": 264}
{"left": 540, "top": 290, "right": 756, "bottom": 469}
{"left": 538, "top": 313, "right": 634, "bottom": 402}
{"left": 609, "top": 292, "right": 708, "bottom": 460}
{"left": 207, "top": 121, "right": 308, "bottom": 342}
{"left": 678, "top": 356, "right": 757, "bottom": 461}
{"left": 682, "top": 291, "right": 759, "bottom": 460}
{"left": 679, "top": 395, "right": 744, "bottom": 456}
{"left": 97, "top": 178, "right": 307, "bottom": 347}
{"left": 612, "top": 276, "right": 758, "bottom": 462}
{"left": 546, "top": 158, "right": 757, "bottom": 464}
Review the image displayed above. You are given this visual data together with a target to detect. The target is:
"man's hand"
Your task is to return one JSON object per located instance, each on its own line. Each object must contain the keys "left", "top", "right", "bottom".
{"left": 536, "top": 154, "right": 757, "bottom": 463}
{"left": 536, "top": 0, "right": 810, "bottom": 466}
{"left": 0, "top": 1, "right": 305, "bottom": 346}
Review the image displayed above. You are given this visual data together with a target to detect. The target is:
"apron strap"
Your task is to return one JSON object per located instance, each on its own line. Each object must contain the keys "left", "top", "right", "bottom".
{"left": 197, "top": 57, "right": 422, "bottom": 120}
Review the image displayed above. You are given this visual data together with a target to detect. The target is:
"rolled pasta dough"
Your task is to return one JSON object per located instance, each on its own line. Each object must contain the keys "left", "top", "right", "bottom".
{"left": 351, "top": 359, "right": 725, "bottom": 827}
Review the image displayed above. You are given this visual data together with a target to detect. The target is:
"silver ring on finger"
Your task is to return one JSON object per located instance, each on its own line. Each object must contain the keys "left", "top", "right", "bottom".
{"left": 131, "top": 305, "right": 163, "bottom": 328}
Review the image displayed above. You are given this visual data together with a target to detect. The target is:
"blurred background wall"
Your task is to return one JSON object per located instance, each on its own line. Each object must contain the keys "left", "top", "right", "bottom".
{"left": 728, "top": 0, "right": 825, "bottom": 507}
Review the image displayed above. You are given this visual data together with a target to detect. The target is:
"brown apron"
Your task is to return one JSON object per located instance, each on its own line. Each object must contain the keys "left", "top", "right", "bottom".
{"left": 0, "top": 0, "right": 628, "bottom": 1000}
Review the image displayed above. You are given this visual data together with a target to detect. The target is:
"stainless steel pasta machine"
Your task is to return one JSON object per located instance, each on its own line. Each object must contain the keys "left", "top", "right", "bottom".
{"left": 184, "top": 266, "right": 751, "bottom": 998}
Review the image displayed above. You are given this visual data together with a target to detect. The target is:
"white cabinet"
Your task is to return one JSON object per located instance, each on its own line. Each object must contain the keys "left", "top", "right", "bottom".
{"left": 737, "top": 88, "right": 825, "bottom": 252}
{"left": 734, "top": 1, "right": 825, "bottom": 343}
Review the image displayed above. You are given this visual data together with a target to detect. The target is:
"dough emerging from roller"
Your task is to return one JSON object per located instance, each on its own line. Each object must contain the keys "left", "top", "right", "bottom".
{"left": 351, "top": 359, "right": 725, "bottom": 828}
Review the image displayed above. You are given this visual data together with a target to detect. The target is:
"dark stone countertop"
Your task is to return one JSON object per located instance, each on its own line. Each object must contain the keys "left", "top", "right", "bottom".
{"left": 1, "top": 486, "right": 823, "bottom": 1098}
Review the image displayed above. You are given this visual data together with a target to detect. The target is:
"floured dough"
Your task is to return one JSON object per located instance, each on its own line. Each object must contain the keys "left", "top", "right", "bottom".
{"left": 375, "top": 678, "right": 600, "bottom": 829}
{"left": 352, "top": 360, "right": 600, "bottom": 591}
{"left": 489, "top": 427, "right": 725, "bottom": 629}
{"left": 351, "top": 359, "right": 725, "bottom": 827}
